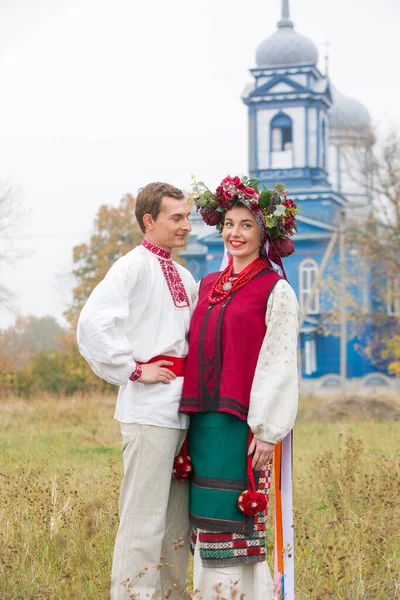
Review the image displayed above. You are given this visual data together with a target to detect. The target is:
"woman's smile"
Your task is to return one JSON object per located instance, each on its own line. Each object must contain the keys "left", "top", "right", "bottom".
{"left": 229, "top": 240, "right": 246, "bottom": 249}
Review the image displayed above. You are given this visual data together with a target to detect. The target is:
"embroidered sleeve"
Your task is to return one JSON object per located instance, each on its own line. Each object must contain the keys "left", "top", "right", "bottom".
{"left": 247, "top": 279, "right": 299, "bottom": 444}
{"left": 129, "top": 363, "right": 143, "bottom": 382}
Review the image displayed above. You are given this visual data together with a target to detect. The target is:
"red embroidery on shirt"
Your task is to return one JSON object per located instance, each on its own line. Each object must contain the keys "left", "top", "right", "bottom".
{"left": 141, "top": 237, "right": 190, "bottom": 309}
{"left": 141, "top": 238, "right": 171, "bottom": 260}
{"left": 159, "top": 260, "right": 190, "bottom": 309}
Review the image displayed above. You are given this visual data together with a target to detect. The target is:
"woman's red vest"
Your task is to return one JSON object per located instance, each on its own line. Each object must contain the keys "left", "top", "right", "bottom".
{"left": 180, "top": 267, "right": 282, "bottom": 421}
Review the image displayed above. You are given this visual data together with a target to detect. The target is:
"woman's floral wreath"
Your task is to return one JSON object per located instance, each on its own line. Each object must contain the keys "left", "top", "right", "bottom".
{"left": 191, "top": 175, "right": 300, "bottom": 257}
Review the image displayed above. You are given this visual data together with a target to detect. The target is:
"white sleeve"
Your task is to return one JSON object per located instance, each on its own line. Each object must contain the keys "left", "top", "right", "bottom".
{"left": 77, "top": 256, "right": 140, "bottom": 386}
{"left": 247, "top": 279, "right": 299, "bottom": 444}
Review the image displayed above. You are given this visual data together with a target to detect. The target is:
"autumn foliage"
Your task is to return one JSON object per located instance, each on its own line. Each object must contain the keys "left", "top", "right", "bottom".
{"left": 65, "top": 193, "right": 143, "bottom": 327}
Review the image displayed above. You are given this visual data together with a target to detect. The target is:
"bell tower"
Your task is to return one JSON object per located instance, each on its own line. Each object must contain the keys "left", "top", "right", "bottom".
{"left": 242, "top": 0, "right": 332, "bottom": 191}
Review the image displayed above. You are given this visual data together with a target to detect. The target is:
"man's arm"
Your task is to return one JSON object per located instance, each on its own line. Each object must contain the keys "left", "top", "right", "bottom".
{"left": 77, "top": 257, "right": 140, "bottom": 385}
{"left": 78, "top": 255, "right": 178, "bottom": 386}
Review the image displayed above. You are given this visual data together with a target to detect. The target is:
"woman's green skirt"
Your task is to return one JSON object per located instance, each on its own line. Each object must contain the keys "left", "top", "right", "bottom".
{"left": 188, "top": 411, "right": 251, "bottom": 534}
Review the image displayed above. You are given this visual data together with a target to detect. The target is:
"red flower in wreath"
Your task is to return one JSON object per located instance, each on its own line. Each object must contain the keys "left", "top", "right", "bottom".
{"left": 223, "top": 190, "right": 236, "bottom": 201}
{"left": 200, "top": 206, "right": 222, "bottom": 226}
{"left": 282, "top": 198, "right": 297, "bottom": 210}
{"left": 284, "top": 216, "right": 296, "bottom": 232}
{"left": 244, "top": 187, "right": 257, "bottom": 198}
{"left": 272, "top": 236, "right": 295, "bottom": 257}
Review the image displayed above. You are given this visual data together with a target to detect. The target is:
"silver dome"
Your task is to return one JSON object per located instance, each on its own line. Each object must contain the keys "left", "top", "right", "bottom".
{"left": 330, "top": 85, "right": 371, "bottom": 133}
{"left": 256, "top": 20, "right": 319, "bottom": 68}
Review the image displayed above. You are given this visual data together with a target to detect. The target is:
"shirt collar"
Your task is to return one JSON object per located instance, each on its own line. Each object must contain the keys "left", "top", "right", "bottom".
{"left": 141, "top": 237, "right": 172, "bottom": 260}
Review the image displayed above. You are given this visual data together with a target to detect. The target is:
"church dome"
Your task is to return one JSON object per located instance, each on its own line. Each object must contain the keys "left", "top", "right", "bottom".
{"left": 256, "top": 20, "right": 318, "bottom": 68}
{"left": 330, "top": 86, "right": 371, "bottom": 134}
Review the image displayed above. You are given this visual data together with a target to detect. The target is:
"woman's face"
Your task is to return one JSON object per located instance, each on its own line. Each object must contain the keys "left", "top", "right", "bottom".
{"left": 222, "top": 205, "right": 262, "bottom": 262}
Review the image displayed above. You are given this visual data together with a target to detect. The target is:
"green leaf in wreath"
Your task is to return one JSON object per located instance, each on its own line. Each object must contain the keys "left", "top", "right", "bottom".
{"left": 258, "top": 187, "right": 271, "bottom": 209}
{"left": 247, "top": 178, "right": 261, "bottom": 188}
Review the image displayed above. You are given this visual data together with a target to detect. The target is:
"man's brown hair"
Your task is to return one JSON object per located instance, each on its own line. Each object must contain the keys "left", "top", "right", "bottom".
{"left": 135, "top": 182, "right": 184, "bottom": 233}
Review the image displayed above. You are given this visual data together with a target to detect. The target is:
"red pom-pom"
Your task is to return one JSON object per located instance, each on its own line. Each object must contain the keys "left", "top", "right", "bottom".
{"left": 172, "top": 453, "right": 193, "bottom": 481}
{"left": 237, "top": 490, "right": 267, "bottom": 516}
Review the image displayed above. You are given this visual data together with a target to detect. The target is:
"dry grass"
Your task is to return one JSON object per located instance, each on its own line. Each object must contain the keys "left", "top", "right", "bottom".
{"left": 1, "top": 394, "right": 399, "bottom": 599}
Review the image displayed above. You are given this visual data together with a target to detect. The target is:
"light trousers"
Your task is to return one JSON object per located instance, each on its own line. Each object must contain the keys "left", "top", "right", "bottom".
{"left": 110, "top": 423, "right": 190, "bottom": 600}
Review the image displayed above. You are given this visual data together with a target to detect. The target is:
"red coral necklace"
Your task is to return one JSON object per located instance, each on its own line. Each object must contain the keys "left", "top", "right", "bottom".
{"left": 208, "top": 256, "right": 266, "bottom": 305}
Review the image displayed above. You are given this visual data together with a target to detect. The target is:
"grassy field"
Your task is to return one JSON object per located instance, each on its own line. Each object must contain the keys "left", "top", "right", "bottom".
{"left": 1, "top": 394, "right": 399, "bottom": 599}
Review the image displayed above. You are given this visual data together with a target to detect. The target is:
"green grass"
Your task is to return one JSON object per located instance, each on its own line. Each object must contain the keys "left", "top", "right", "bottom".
{"left": 1, "top": 394, "right": 399, "bottom": 599}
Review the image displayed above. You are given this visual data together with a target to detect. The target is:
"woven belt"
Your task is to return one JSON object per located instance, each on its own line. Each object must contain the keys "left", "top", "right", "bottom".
{"left": 139, "top": 355, "right": 186, "bottom": 377}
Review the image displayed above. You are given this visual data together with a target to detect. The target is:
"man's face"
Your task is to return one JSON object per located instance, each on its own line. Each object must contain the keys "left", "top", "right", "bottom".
{"left": 149, "top": 196, "right": 192, "bottom": 249}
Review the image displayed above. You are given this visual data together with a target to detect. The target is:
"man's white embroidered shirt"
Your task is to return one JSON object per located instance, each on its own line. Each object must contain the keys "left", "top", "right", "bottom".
{"left": 77, "top": 241, "right": 197, "bottom": 428}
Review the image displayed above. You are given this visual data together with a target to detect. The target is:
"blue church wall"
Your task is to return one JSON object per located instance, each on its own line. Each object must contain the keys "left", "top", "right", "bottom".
{"left": 302, "top": 333, "right": 380, "bottom": 379}
{"left": 256, "top": 169, "right": 333, "bottom": 189}
{"left": 294, "top": 198, "right": 341, "bottom": 223}
{"left": 284, "top": 239, "right": 327, "bottom": 290}
{"left": 183, "top": 257, "right": 207, "bottom": 282}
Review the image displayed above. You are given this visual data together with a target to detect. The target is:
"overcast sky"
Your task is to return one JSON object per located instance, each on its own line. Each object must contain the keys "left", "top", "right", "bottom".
{"left": 0, "top": 0, "right": 399, "bottom": 328}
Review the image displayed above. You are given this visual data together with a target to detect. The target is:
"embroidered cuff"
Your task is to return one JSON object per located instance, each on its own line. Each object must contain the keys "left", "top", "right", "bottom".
{"left": 129, "top": 364, "right": 143, "bottom": 382}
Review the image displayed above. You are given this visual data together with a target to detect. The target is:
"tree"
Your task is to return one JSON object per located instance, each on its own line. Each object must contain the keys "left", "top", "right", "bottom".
{"left": 348, "top": 129, "right": 400, "bottom": 278}
{"left": 0, "top": 179, "right": 23, "bottom": 315}
{"left": 65, "top": 194, "right": 143, "bottom": 326}
{"left": 315, "top": 129, "right": 400, "bottom": 375}
{"left": 0, "top": 315, "right": 66, "bottom": 367}
{"left": 345, "top": 129, "right": 400, "bottom": 373}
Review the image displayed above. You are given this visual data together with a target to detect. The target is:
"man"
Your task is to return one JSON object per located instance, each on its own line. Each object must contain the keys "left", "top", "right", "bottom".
{"left": 77, "top": 182, "right": 196, "bottom": 599}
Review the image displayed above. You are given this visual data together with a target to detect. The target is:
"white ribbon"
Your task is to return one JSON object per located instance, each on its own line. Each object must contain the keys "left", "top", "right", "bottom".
{"left": 281, "top": 431, "right": 295, "bottom": 599}
{"left": 219, "top": 246, "right": 230, "bottom": 271}
{"left": 264, "top": 239, "right": 283, "bottom": 276}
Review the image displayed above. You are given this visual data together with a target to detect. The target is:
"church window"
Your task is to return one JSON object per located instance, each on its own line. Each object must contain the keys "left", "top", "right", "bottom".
{"left": 299, "top": 258, "right": 320, "bottom": 314}
{"left": 304, "top": 337, "right": 317, "bottom": 375}
{"left": 270, "top": 112, "right": 293, "bottom": 152}
{"left": 322, "top": 120, "right": 326, "bottom": 170}
{"left": 387, "top": 277, "right": 400, "bottom": 316}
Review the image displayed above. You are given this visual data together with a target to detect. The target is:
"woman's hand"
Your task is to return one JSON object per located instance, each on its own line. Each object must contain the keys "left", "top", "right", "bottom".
{"left": 248, "top": 437, "right": 274, "bottom": 471}
{"left": 139, "top": 360, "right": 177, "bottom": 384}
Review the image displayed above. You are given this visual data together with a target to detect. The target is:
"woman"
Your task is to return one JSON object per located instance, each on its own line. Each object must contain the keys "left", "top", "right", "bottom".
{"left": 179, "top": 176, "right": 299, "bottom": 599}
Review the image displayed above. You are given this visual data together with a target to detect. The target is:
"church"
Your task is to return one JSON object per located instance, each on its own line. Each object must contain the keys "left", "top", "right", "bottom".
{"left": 181, "top": 0, "right": 397, "bottom": 394}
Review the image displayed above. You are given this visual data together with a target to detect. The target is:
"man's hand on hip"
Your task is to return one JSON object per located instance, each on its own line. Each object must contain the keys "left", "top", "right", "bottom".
{"left": 139, "top": 360, "right": 177, "bottom": 385}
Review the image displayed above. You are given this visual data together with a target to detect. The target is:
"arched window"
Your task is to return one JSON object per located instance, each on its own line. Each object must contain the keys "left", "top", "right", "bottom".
{"left": 270, "top": 112, "right": 293, "bottom": 152}
{"left": 322, "top": 119, "right": 326, "bottom": 170}
{"left": 299, "top": 258, "right": 320, "bottom": 314}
